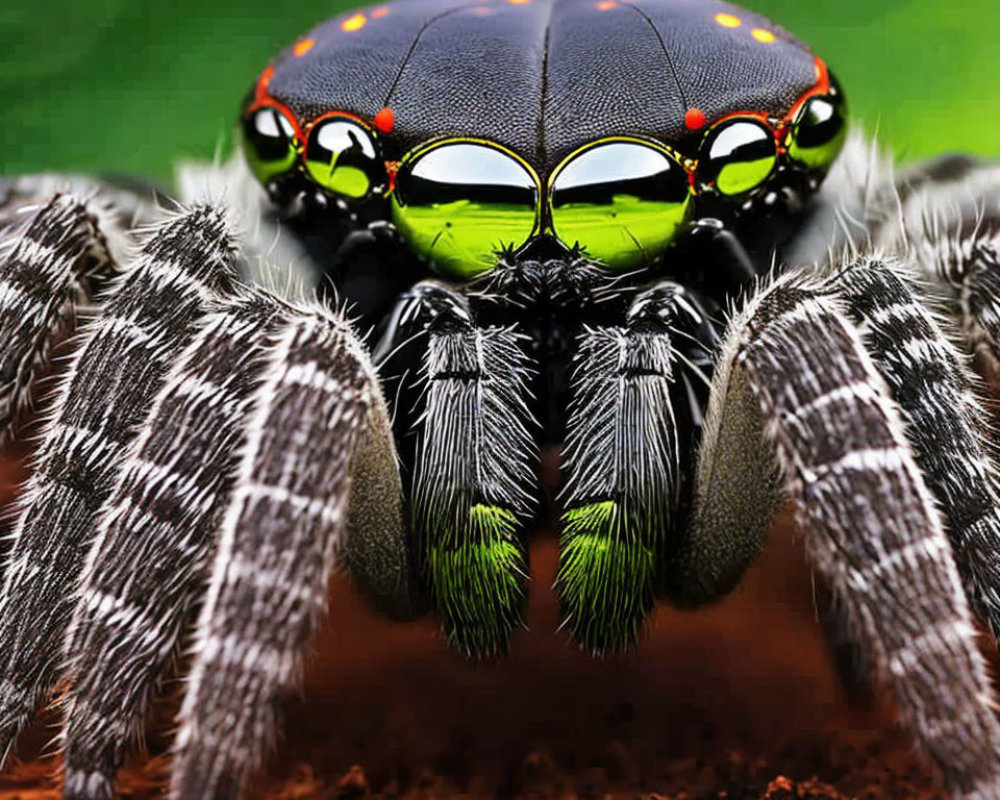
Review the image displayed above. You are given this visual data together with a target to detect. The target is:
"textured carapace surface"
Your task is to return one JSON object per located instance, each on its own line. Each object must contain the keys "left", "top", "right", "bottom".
{"left": 261, "top": 0, "right": 821, "bottom": 172}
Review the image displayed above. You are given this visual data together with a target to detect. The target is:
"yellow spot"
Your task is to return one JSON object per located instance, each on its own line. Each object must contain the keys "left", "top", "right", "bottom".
{"left": 371, "top": 6, "right": 390, "bottom": 18}
{"left": 714, "top": 12, "right": 741, "bottom": 28}
{"left": 293, "top": 38, "right": 314, "bottom": 57}
{"left": 507, "top": 0, "right": 532, "bottom": 4}
{"left": 341, "top": 13, "right": 367, "bottom": 32}
{"left": 597, "top": 0, "right": 617, "bottom": 8}
{"left": 752, "top": 28, "right": 776, "bottom": 43}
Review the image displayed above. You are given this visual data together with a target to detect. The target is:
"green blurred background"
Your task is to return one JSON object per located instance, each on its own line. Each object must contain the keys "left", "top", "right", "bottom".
{"left": 1, "top": 0, "right": 997, "bottom": 183}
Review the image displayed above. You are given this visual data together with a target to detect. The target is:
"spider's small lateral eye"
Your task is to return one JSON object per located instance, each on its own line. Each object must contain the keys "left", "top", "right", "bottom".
{"left": 242, "top": 105, "right": 298, "bottom": 185}
{"left": 787, "top": 82, "right": 848, "bottom": 172}
{"left": 549, "top": 140, "right": 692, "bottom": 270}
{"left": 391, "top": 141, "right": 540, "bottom": 280}
{"left": 698, "top": 120, "right": 778, "bottom": 197}
{"left": 304, "top": 117, "right": 387, "bottom": 200}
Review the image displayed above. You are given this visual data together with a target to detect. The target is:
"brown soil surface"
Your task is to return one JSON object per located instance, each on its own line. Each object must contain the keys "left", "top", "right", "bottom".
{"left": 0, "top": 447, "right": 963, "bottom": 799}
{"left": 0, "top": 516, "right": 956, "bottom": 799}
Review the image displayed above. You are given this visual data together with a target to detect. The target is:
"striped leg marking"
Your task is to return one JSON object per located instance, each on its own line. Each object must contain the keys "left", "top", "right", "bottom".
{"left": 61, "top": 291, "right": 281, "bottom": 800}
{"left": 736, "top": 273, "right": 1000, "bottom": 799}
{"left": 170, "top": 305, "right": 387, "bottom": 800}
{"left": 412, "top": 287, "right": 537, "bottom": 658}
{"left": 0, "top": 205, "right": 239, "bottom": 764}
{"left": 960, "top": 240, "right": 1000, "bottom": 379}
{"left": 837, "top": 257, "right": 1000, "bottom": 640}
{"left": 0, "top": 194, "right": 114, "bottom": 444}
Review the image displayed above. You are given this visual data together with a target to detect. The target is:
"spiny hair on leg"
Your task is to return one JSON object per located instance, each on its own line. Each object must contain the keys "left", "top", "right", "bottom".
{"left": 0, "top": 202, "right": 243, "bottom": 767}
{"left": 170, "top": 300, "right": 379, "bottom": 799}
{"left": 835, "top": 255, "right": 1000, "bottom": 640}
{"left": 61, "top": 288, "right": 286, "bottom": 800}
{"left": 175, "top": 154, "right": 322, "bottom": 300}
{"left": 556, "top": 322, "right": 680, "bottom": 654}
{"left": 414, "top": 319, "right": 537, "bottom": 657}
{"left": 0, "top": 194, "right": 113, "bottom": 444}
{"left": 733, "top": 267, "right": 1000, "bottom": 797}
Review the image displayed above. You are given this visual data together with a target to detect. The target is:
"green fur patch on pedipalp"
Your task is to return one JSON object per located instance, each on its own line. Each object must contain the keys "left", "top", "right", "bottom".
{"left": 555, "top": 500, "right": 656, "bottom": 654}
{"left": 426, "top": 504, "right": 527, "bottom": 658}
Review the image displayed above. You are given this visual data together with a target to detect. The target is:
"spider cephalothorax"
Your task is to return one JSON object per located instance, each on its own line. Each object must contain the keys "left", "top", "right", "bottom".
{"left": 1, "top": 1, "right": 1000, "bottom": 799}
{"left": 239, "top": 0, "right": 848, "bottom": 655}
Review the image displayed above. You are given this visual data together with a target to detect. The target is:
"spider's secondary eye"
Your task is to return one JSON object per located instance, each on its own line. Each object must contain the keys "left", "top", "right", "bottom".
{"left": 391, "top": 141, "right": 539, "bottom": 280}
{"left": 242, "top": 105, "right": 298, "bottom": 185}
{"left": 549, "top": 140, "right": 692, "bottom": 270}
{"left": 698, "top": 120, "right": 777, "bottom": 197}
{"left": 787, "top": 87, "right": 848, "bottom": 172}
{"left": 304, "top": 117, "right": 386, "bottom": 200}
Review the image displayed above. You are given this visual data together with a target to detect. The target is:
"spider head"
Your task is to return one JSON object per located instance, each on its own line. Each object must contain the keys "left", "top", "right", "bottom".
{"left": 240, "top": 76, "right": 846, "bottom": 312}
{"left": 238, "top": 0, "right": 847, "bottom": 328}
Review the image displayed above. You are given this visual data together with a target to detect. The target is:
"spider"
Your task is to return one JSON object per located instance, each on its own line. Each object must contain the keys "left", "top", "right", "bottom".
{"left": 0, "top": 0, "right": 999, "bottom": 797}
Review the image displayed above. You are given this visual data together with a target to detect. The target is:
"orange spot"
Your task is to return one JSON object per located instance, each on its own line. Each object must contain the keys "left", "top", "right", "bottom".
{"left": 597, "top": 0, "right": 617, "bottom": 8}
{"left": 714, "top": 12, "right": 741, "bottom": 28}
{"left": 470, "top": 6, "right": 495, "bottom": 14}
{"left": 507, "top": 0, "right": 532, "bottom": 4}
{"left": 371, "top": 6, "right": 390, "bottom": 18}
{"left": 341, "top": 13, "right": 367, "bottom": 32}
{"left": 374, "top": 107, "right": 395, "bottom": 134}
{"left": 293, "top": 38, "right": 314, "bottom": 57}
{"left": 685, "top": 108, "right": 707, "bottom": 131}
{"left": 752, "top": 28, "right": 775, "bottom": 43}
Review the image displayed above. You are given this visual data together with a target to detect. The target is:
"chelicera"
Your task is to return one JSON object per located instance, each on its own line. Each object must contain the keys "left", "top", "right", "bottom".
{"left": 0, "top": 0, "right": 999, "bottom": 798}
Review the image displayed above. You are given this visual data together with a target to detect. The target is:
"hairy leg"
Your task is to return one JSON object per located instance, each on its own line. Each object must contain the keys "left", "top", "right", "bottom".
{"left": 688, "top": 268, "right": 1000, "bottom": 797}
{"left": 169, "top": 302, "right": 403, "bottom": 799}
{"left": 0, "top": 204, "right": 239, "bottom": 763}
{"left": 0, "top": 194, "right": 114, "bottom": 443}
{"left": 405, "top": 283, "right": 538, "bottom": 657}
{"left": 836, "top": 257, "right": 1000, "bottom": 639}
{"left": 60, "top": 291, "right": 279, "bottom": 800}
{"left": 557, "top": 282, "right": 716, "bottom": 652}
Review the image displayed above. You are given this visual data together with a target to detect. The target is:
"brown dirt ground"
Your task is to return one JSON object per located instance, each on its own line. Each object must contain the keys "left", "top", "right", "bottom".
{"left": 0, "top": 449, "right": 967, "bottom": 800}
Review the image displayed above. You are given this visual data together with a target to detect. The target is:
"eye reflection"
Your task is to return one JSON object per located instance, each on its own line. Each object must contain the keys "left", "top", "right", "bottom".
{"left": 242, "top": 105, "right": 298, "bottom": 185}
{"left": 304, "top": 117, "right": 386, "bottom": 200}
{"left": 392, "top": 142, "right": 539, "bottom": 280}
{"left": 788, "top": 89, "right": 847, "bottom": 171}
{"left": 549, "top": 140, "right": 692, "bottom": 270}
{"left": 699, "top": 120, "right": 777, "bottom": 196}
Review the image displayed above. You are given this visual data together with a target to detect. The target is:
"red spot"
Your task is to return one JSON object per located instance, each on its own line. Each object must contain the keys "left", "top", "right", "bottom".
{"left": 685, "top": 108, "right": 707, "bottom": 131}
{"left": 374, "top": 107, "right": 396, "bottom": 134}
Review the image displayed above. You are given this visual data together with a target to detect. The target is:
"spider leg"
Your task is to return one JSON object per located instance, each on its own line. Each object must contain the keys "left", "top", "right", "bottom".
{"left": 874, "top": 157, "right": 1000, "bottom": 379}
{"left": 836, "top": 257, "right": 1000, "bottom": 639}
{"left": 557, "top": 282, "right": 717, "bottom": 653}
{"left": 169, "top": 302, "right": 410, "bottom": 799}
{"left": 0, "top": 205, "right": 239, "bottom": 763}
{"left": 0, "top": 194, "right": 115, "bottom": 443}
{"left": 408, "top": 283, "right": 538, "bottom": 657}
{"left": 59, "top": 292, "right": 279, "bottom": 800}
{"left": 684, "top": 269, "right": 1000, "bottom": 797}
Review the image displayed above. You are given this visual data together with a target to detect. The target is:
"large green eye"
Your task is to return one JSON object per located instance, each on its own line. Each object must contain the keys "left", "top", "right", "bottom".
{"left": 549, "top": 140, "right": 692, "bottom": 270}
{"left": 392, "top": 141, "right": 539, "bottom": 280}
{"left": 699, "top": 120, "right": 777, "bottom": 196}
{"left": 242, "top": 105, "right": 298, "bottom": 185}
{"left": 304, "top": 117, "right": 386, "bottom": 200}
{"left": 788, "top": 88, "right": 848, "bottom": 172}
